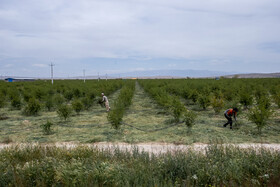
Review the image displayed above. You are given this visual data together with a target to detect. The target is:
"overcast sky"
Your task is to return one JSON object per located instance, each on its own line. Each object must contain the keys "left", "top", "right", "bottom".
{"left": 0, "top": 0, "right": 280, "bottom": 77}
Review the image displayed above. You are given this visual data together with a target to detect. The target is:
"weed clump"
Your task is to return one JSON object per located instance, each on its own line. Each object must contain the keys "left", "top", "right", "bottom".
{"left": 1, "top": 136, "right": 13, "bottom": 144}
{"left": 41, "top": 121, "right": 54, "bottom": 135}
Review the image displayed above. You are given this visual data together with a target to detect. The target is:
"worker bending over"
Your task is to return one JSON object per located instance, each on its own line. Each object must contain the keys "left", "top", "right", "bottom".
{"left": 223, "top": 108, "right": 238, "bottom": 129}
{"left": 101, "top": 93, "right": 110, "bottom": 112}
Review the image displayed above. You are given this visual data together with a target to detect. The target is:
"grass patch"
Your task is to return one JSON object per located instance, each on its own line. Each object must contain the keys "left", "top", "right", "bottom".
{"left": 0, "top": 145, "right": 280, "bottom": 186}
{"left": 0, "top": 83, "right": 279, "bottom": 144}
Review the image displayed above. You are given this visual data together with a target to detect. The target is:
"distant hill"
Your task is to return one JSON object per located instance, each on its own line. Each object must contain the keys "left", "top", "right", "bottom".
{"left": 111, "top": 69, "right": 237, "bottom": 78}
{"left": 224, "top": 72, "right": 280, "bottom": 78}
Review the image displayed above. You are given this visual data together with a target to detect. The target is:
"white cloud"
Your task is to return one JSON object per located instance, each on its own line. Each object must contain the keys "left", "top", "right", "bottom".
{"left": 4, "top": 64, "right": 14, "bottom": 68}
{"left": 0, "top": 0, "right": 279, "bottom": 75}
{"left": 32, "top": 64, "right": 48, "bottom": 68}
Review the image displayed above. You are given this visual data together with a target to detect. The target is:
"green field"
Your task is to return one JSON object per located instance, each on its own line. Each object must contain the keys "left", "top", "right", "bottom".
{"left": 1, "top": 78, "right": 280, "bottom": 186}
{"left": 0, "top": 79, "right": 279, "bottom": 144}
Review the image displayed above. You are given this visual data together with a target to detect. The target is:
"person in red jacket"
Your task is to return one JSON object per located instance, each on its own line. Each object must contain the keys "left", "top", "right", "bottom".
{"left": 223, "top": 108, "right": 238, "bottom": 129}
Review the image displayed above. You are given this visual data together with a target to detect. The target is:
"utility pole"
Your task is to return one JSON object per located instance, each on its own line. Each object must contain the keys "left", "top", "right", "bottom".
{"left": 49, "top": 62, "right": 55, "bottom": 85}
{"left": 83, "top": 69, "right": 86, "bottom": 83}
{"left": 98, "top": 72, "right": 100, "bottom": 82}
{"left": 106, "top": 73, "right": 107, "bottom": 81}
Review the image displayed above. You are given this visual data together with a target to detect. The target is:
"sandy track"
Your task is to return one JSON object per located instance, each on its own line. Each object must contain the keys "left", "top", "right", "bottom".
{"left": 1, "top": 142, "right": 280, "bottom": 154}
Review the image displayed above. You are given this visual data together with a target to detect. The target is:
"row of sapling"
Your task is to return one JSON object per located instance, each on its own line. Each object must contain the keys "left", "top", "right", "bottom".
{"left": 139, "top": 81, "right": 197, "bottom": 131}
{"left": 140, "top": 79, "right": 278, "bottom": 133}
{"left": 167, "top": 79, "right": 277, "bottom": 112}
{"left": 107, "top": 81, "right": 135, "bottom": 129}
{"left": 0, "top": 80, "right": 124, "bottom": 136}
{"left": 0, "top": 80, "right": 123, "bottom": 113}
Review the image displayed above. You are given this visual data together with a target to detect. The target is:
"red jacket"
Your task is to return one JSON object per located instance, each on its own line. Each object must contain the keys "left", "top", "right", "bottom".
{"left": 225, "top": 109, "right": 237, "bottom": 117}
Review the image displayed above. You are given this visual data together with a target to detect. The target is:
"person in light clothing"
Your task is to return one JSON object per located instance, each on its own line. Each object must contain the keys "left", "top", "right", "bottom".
{"left": 101, "top": 93, "right": 110, "bottom": 111}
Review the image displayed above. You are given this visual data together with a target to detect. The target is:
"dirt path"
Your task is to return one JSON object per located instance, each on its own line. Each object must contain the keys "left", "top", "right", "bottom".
{"left": 1, "top": 142, "right": 280, "bottom": 154}
{"left": 122, "top": 81, "right": 173, "bottom": 131}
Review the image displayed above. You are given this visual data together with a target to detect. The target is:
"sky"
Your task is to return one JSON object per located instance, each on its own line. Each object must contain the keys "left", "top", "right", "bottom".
{"left": 0, "top": 0, "right": 280, "bottom": 77}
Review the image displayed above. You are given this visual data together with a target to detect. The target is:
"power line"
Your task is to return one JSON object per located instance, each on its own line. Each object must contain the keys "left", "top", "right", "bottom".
{"left": 83, "top": 69, "right": 86, "bottom": 83}
{"left": 49, "top": 62, "right": 55, "bottom": 85}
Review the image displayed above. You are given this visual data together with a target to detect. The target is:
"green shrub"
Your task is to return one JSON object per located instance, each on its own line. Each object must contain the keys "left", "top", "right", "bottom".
{"left": 73, "top": 88, "right": 81, "bottom": 98}
{"left": 57, "top": 104, "right": 72, "bottom": 121}
{"left": 45, "top": 97, "right": 54, "bottom": 111}
{"left": 239, "top": 91, "right": 253, "bottom": 109}
{"left": 255, "top": 87, "right": 268, "bottom": 101}
{"left": 189, "top": 90, "right": 199, "bottom": 103}
{"left": 64, "top": 91, "right": 74, "bottom": 101}
{"left": 23, "top": 92, "right": 32, "bottom": 102}
{"left": 72, "top": 99, "right": 83, "bottom": 114}
{"left": 47, "top": 89, "right": 55, "bottom": 96}
{"left": 107, "top": 104, "right": 124, "bottom": 129}
{"left": 183, "top": 110, "right": 196, "bottom": 131}
{"left": 81, "top": 97, "right": 93, "bottom": 110}
{"left": 86, "top": 92, "right": 95, "bottom": 100}
{"left": 34, "top": 88, "right": 45, "bottom": 100}
{"left": 223, "top": 89, "right": 235, "bottom": 101}
{"left": 247, "top": 104, "right": 273, "bottom": 134}
{"left": 211, "top": 96, "right": 224, "bottom": 114}
{"left": 256, "top": 95, "right": 271, "bottom": 109}
{"left": 53, "top": 94, "right": 65, "bottom": 107}
{"left": 273, "top": 92, "right": 280, "bottom": 108}
{"left": 41, "top": 121, "right": 54, "bottom": 135}
{"left": 198, "top": 94, "right": 211, "bottom": 110}
{"left": 171, "top": 97, "right": 185, "bottom": 122}
{"left": 10, "top": 96, "right": 22, "bottom": 109}
{"left": 0, "top": 94, "right": 6, "bottom": 108}
{"left": 224, "top": 99, "right": 240, "bottom": 110}
{"left": 182, "top": 88, "right": 191, "bottom": 99}
{"left": 23, "top": 98, "right": 41, "bottom": 116}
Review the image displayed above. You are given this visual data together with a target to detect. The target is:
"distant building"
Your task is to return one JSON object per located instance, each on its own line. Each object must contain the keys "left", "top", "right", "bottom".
{"left": 5, "top": 78, "right": 35, "bottom": 82}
